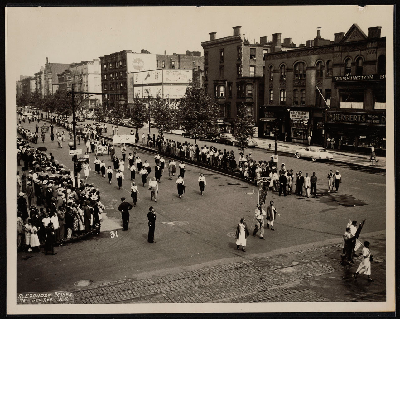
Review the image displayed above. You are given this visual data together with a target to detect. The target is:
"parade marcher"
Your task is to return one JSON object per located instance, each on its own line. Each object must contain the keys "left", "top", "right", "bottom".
{"left": 130, "top": 182, "right": 139, "bottom": 207}
{"left": 119, "top": 159, "right": 125, "bottom": 173}
{"left": 235, "top": 217, "right": 249, "bottom": 252}
{"left": 179, "top": 162, "right": 186, "bottom": 178}
{"left": 107, "top": 166, "right": 113, "bottom": 184}
{"left": 168, "top": 159, "right": 176, "bottom": 178}
{"left": 148, "top": 177, "right": 158, "bottom": 202}
{"left": 253, "top": 204, "right": 266, "bottom": 239}
{"left": 140, "top": 166, "right": 148, "bottom": 187}
{"left": 296, "top": 171, "right": 304, "bottom": 196}
{"left": 311, "top": 172, "right": 317, "bottom": 197}
{"left": 118, "top": 197, "right": 133, "bottom": 231}
{"left": 129, "top": 163, "right": 137, "bottom": 181}
{"left": 304, "top": 173, "right": 311, "bottom": 198}
{"left": 327, "top": 170, "right": 334, "bottom": 192}
{"left": 136, "top": 156, "right": 142, "bottom": 172}
{"left": 144, "top": 160, "right": 151, "bottom": 175}
{"left": 147, "top": 206, "right": 156, "bottom": 243}
{"left": 353, "top": 241, "right": 373, "bottom": 282}
{"left": 100, "top": 160, "right": 106, "bottom": 178}
{"left": 94, "top": 157, "right": 101, "bottom": 174}
{"left": 155, "top": 163, "right": 162, "bottom": 182}
{"left": 334, "top": 170, "right": 342, "bottom": 191}
{"left": 176, "top": 175, "right": 185, "bottom": 199}
{"left": 116, "top": 170, "right": 124, "bottom": 190}
{"left": 198, "top": 173, "right": 206, "bottom": 195}
{"left": 83, "top": 162, "right": 91, "bottom": 181}
{"left": 266, "top": 200, "right": 279, "bottom": 231}
{"left": 121, "top": 144, "right": 126, "bottom": 161}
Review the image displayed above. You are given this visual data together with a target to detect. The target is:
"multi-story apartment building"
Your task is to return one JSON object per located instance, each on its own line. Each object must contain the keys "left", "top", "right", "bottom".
{"left": 67, "top": 59, "right": 102, "bottom": 109}
{"left": 261, "top": 24, "right": 386, "bottom": 153}
{"left": 201, "top": 26, "right": 284, "bottom": 132}
{"left": 21, "top": 76, "right": 36, "bottom": 97}
{"left": 100, "top": 50, "right": 157, "bottom": 108}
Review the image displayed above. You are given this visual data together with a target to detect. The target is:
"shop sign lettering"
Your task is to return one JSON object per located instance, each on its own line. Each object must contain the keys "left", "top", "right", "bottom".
{"left": 327, "top": 112, "right": 385, "bottom": 125}
{"left": 333, "top": 74, "right": 385, "bottom": 82}
{"left": 290, "top": 111, "right": 309, "bottom": 121}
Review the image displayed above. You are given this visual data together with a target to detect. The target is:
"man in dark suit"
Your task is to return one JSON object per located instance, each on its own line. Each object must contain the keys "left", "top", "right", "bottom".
{"left": 147, "top": 206, "right": 157, "bottom": 243}
{"left": 118, "top": 197, "right": 133, "bottom": 231}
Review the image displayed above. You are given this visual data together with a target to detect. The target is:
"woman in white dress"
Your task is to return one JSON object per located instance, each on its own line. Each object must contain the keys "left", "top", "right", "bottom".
{"left": 83, "top": 163, "right": 91, "bottom": 181}
{"left": 235, "top": 218, "right": 249, "bottom": 252}
{"left": 353, "top": 241, "right": 373, "bottom": 282}
{"left": 30, "top": 225, "right": 41, "bottom": 252}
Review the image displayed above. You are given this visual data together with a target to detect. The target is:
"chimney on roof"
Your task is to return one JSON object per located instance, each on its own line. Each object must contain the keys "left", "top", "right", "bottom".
{"left": 283, "top": 38, "right": 292, "bottom": 46}
{"left": 317, "top": 27, "right": 321, "bottom": 39}
{"left": 368, "top": 26, "right": 382, "bottom": 39}
{"left": 46, "top": 57, "right": 49, "bottom": 64}
{"left": 209, "top": 32, "right": 217, "bottom": 41}
{"left": 272, "top": 33, "right": 282, "bottom": 46}
{"left": 306, "top": 40, "right": 314, "bottom": 48}
{"left": 260, "top": 36, "right": 268, "bottom": 45}
{"left": 334, "top": 32, "right": 345, "bottom": 43}
{"left": 233, "top": 26, "right": 242, "bottom": 36}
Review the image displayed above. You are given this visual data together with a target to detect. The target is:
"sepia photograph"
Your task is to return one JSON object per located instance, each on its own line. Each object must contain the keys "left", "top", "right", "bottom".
{"left": 6, "top": 5, "right": 395, "bottom": 314}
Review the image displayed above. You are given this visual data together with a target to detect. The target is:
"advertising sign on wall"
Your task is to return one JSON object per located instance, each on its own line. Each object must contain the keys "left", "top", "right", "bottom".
{"left": 127, "top": 53, "right": 157, "bottom": 73}
{"left": 133, "top": 70, "right": 162, "bottom": 85}
{"left": 163, "top": 69, "right": 192, "bottom": 83}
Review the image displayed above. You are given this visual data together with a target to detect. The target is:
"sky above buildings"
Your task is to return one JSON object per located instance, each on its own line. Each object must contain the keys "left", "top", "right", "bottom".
{"left": 7, "top": 5, "right": 393, "bottom": 80}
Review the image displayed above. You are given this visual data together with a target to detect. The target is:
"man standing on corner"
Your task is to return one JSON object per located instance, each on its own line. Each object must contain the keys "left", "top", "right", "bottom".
{"left": 118, "top": 197, "right": 133, "bottom": 231}
{"left": 147, "top": 206, "right": 157, "bottom": 243}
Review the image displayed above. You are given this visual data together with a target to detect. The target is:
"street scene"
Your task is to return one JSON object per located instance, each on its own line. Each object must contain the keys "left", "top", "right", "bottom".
{"left": 8, "top": 6, "right": 393, "bottom": 309}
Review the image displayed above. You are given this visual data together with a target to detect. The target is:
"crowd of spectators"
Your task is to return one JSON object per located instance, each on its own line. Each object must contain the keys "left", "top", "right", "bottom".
{"left": 16, "top": 135, "right": 105, "bottom": 254}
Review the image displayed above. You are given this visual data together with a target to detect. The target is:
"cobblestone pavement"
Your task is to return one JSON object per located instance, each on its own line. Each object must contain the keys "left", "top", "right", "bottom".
{"left": 69, "top": 233, "right": 386, "bottom": 304}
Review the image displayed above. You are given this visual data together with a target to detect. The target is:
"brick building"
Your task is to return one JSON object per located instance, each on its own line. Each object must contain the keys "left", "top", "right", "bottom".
{"left": 201, "top": 26, "right": 285, "bottom": 132}
{"left": 261, "top": 24, "right": 386, "bottom": 153}
{"left": 100, "top": 50, "right": 157, "bottom": 108}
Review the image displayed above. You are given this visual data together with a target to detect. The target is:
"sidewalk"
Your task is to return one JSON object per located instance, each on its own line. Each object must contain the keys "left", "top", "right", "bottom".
{"left": 254, "top": 137, "right": 386, "bottom": 171}
{"left": 17, "top": 230, "right": 386, "bottom": 304}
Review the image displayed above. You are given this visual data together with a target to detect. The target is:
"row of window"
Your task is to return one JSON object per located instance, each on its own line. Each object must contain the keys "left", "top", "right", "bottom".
{"left": 269, "top": 55, "right": 386, "bottom": 80}
{"left": 269, "top": 89, "right": 306, "bottom": 105}
{"left": 205, "top": 64, "right": 255, "bottom": 80}
{"left": 205, "top": 46, "right": 255, "bottom": 65}
{"left": 103, "top": 94, "right": 126, "bottom": 101}
{"left": 156, "top": 60, "right": 175, "bottom": 69}
{"left": 102, "top": 82, "right": 127, "bottom": 91}
{"left": 103, "top": 71, "right": 127, "bottom": 80}
{"left": 214, "top": 82, "right": 254, "bottom": 99}
{"left": 103, "top": 60, "right": 126, "bottom": 70}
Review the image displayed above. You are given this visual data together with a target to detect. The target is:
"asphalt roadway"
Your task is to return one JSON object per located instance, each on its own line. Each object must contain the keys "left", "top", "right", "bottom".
{"left": 17, "top": 117, "right": 386, "bottom": 294}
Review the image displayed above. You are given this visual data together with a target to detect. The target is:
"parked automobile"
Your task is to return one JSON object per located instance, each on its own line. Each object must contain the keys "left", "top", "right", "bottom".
{"left": 247, "top": 138, "right": 259, "bottom": 148}
{"left": 171, "top": 129, "right": 184, "bottom": 136}
{"left": 295, "top": 146, "right": 334, "bottom": 161}
{"left": 219, "top": 133, "right": 238, "bottom": 146}
{"left": 121, "top": 119, "right": 135, "bottom": 128}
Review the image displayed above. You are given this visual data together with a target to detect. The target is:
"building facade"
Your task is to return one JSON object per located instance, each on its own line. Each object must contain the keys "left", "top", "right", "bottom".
{"left": 42, "top": 58, "right": 71, "bottom": 96}
{"left": 100, "top": 50, "right": 157, "bottom": 108}
{"left": 201, "top": 26, "right": 284, "bottom": 132}
{"left": 261, "top": 24, "right": 386, "bottom": 153}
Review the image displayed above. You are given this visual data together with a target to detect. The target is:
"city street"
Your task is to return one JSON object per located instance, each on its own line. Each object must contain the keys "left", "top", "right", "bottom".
{"left": 16, "top": 117, "right": 386, "bottom": 301}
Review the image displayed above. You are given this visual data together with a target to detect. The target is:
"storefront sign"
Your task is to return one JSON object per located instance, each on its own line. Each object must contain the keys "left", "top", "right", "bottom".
{"left": 326, "top": 111, "right": 386, "bottom": 125}
{"left": 290, "top": 111, "right": 309, "bottom": 121}
{"left": 333, "top": 74, "right": 385, "bottom": 82}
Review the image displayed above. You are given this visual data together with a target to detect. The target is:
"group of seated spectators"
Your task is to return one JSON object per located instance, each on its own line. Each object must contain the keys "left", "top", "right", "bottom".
{"left": 16, "top": 137, "right": 105, "bottom": 254}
